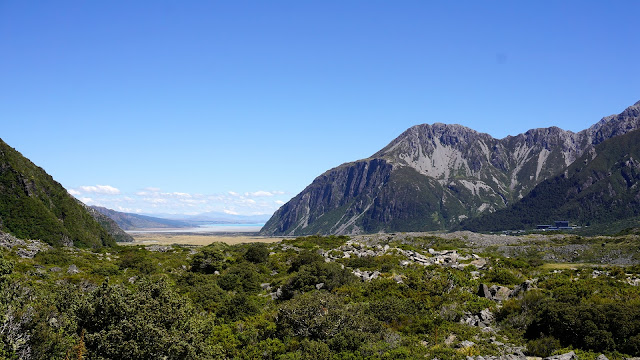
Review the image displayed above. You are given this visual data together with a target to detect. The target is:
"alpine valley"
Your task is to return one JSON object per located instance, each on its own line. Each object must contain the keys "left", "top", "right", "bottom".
{"left": 261, "top": 100, "right": 640, "bottom": 236}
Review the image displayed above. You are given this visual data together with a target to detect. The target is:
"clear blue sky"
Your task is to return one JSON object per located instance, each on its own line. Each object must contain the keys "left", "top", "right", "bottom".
{"left": 2, "top": 1, "right": 639, "bottom": 216}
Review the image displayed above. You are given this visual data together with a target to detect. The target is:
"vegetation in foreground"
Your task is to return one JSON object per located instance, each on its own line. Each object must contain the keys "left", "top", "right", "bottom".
{"left": 1, "top": 233, "right": 640, "bottom": 359}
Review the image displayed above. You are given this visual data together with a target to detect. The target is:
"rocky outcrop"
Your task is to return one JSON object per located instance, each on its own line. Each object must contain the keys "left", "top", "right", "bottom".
{"left": 263, "top": 101, "right": 640, "bottom": 235}
{"left": 0, "top": 231, "right": 51, "bottom": 258}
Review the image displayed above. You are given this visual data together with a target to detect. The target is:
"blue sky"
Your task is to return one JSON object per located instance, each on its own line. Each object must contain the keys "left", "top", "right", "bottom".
{"left": 1, "top": 1, "right": 639, "bottom": 216}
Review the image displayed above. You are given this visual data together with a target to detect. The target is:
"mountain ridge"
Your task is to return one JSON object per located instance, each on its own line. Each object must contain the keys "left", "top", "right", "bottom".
{"left": 0, "top": 138, "right": 117, "bottom": 247}
{"left": 261, "top": 100, "right": 640, "bottom": 236}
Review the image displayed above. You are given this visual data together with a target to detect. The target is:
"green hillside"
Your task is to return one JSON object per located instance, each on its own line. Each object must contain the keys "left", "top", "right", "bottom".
{"left": 0, "top": 138, "right": 115, "bottom": 247}
{"left": 461, "top": 129, "right": 640, "bottom": 231}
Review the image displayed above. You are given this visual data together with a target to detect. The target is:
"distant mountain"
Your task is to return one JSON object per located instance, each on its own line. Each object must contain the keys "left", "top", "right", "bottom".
{"left": 461, "top": 128, "right": 640, "bottom": 231}
{"left": 85, "top": 206, "right": 134, "bottom": 242}
{"left": 179, "top": 212, "right": 270, "bottom": 223}
{"left": 261, "top": 100, "right": 640, "bottom": 236}
{"left": 0, "top": 138, "right": 116, "bottom": 247}
{"left": 90, "top": 206, "right": 193, "bottom": 230}
{"left": 146, "top": 211, "right": 270, "bottom": 224}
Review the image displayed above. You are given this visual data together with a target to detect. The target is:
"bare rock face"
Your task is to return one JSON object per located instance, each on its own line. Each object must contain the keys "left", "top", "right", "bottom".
{"left": 261, "top": 100, "right": 640, "bottom": 236}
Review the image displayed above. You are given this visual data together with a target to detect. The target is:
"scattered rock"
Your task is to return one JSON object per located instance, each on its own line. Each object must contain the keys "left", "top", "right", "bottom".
{"left": 49, "top": 267, "right": 62, "bottom": 272}
{"left": 146, "top": 245, "right": 172, "bottom": 252}
{"left": 477, "top": 284, "right": 492, "bottom": 299}
{"left": 544, "top": 351, "right": 577, "bottom": 360}
{"left": 444, "top": 334, "right": 457, "bottom": 345}
{"left": 490, "top": 285, "right": 512, "bottom": 301}
{"left": 0, "top": 231, "right": 52, "bottom": 258}
{"left": 67, "top": 264, "right": 80, "bottom": 274}
{"left": 457, "top": 340, "right": 475, "bottom": 348}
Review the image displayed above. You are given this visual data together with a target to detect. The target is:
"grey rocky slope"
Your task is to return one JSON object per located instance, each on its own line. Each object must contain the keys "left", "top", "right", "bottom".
{"left": 261, "top": 100, "right": 640, "bottom": 236}
{"left": 84, "top": 205, "right": 134, "bottom": 242}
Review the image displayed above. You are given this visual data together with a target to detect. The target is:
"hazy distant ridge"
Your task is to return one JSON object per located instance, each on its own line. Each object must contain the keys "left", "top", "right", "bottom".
{"left": 92, "top": 207, "right": 270, "bottom": 230}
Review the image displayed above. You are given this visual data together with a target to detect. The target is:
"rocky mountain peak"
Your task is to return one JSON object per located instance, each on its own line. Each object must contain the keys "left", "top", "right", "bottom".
{"left": 261, "top": 99, "right": 640, "bottom": 236}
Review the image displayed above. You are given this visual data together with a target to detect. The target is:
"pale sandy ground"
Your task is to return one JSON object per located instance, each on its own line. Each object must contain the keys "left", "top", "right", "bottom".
{"left": 127, "top": 232, "right": 286, "bottom": 246}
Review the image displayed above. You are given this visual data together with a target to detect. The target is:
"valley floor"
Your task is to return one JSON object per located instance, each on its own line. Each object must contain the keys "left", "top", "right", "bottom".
{"left": 129, "top": 232, "right": 285, "bottom": 246}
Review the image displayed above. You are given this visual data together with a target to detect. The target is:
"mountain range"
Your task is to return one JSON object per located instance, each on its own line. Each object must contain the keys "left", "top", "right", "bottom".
{"left": 260, "top": 100, "right": 640, "bottom": 235}
{"left": 90, "top": 206, "right": 194, "bottom": 230}
{"left": 90, "top": 207, "right": 270, "bottom": 231}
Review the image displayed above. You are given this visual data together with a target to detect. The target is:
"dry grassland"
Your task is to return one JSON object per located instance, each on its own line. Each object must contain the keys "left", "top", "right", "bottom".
{"left": 128, "top": 233, "right": 285, "bottom": 246}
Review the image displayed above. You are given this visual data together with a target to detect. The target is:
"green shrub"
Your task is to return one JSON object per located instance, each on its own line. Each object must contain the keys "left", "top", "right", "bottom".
{"left": 289, "top": 250, "right": 325, "bottom": 273}
{"left": 282, "top": 262, "right": 357, "bottom": 299}
{"left": 117, "top": 248, "right": 157, "bottom": 275}
{"left": 527, "top": 335, "right": 560, "bottom": 357}
{"left": 190, "top": 246, "right": 226, "bottom": 273}
{"left": 217, "top": 263, "right": 262, "bottom": 293}
{"left": 34, "top": 248, "right": 73, "bottom": 266}
{"left": 485, "top": 268, "right": 521, "bottom": 285}
{"left": 244, "top": 243, "right": 270, "bottom": 264}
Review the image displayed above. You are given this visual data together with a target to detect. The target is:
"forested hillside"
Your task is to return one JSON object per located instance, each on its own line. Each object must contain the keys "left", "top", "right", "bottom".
{"left": 0, "top": 139, "right": 115, "bottom": 247}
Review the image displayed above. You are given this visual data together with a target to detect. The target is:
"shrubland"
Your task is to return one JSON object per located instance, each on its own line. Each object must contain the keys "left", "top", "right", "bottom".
{"left": 0, "top": 232, "right": 639, "bottom": 359}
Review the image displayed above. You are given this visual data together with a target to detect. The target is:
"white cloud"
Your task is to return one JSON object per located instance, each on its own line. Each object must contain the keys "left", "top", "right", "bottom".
{"left": 76, "top": 184, "right": 287, "bottom": 217}
{"left": 145, "top": 198, "right": 168, "bottom": 204}
{"left": 116, "top": 206, "right": 143, "bottom": 213}
{"left": 78, "top": 185, "right": 121, "bottom": 195}
{"left": 245, "top": 190, "right": 274, "bottom": 197}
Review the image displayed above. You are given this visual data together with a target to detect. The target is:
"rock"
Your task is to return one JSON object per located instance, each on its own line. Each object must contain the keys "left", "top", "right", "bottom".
{"left": 67, "top": 264, "right": 80, "bottom": 274}
{"left": 470, "top": 258, "right": 487, "bottom": 269}
{"left": 444, "top": 334, "right": 457, "bottom": 345}
{"left": 315, "top": 283, "right": 325, "bottom": 290}
{"left": 49, "top": 267, "right": 62, "bottom": 272}
{"left": 146, "top": 245, "right": 172, "bottom": 252}
{"left": 510, "top": 280, "right": 533, "bottom": 298}
{"left": 261, "top": 283, "right": 272, "bottom": 291}
{"left": 597, "top": 355, "right": 609, "bottom": 360}
{"left": 457, "top": 340, "right": 475, "bottom": 348}
{"left": 393, "top": 274, "right": 403, "bottom": 283}
{"left": 544, "top": 351, "right": 577, "bottom": 360}
{"left": 490, "top": 285, "right": 512, "bottom": 301}
{"left": 128, "top": 276, "right": 138, "bottom": 283}
{"left": 479, "top": 308, "right": 494, "bottom": 323}
{"left": 477, "top": 284, "right": 492, "bottom": 299}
